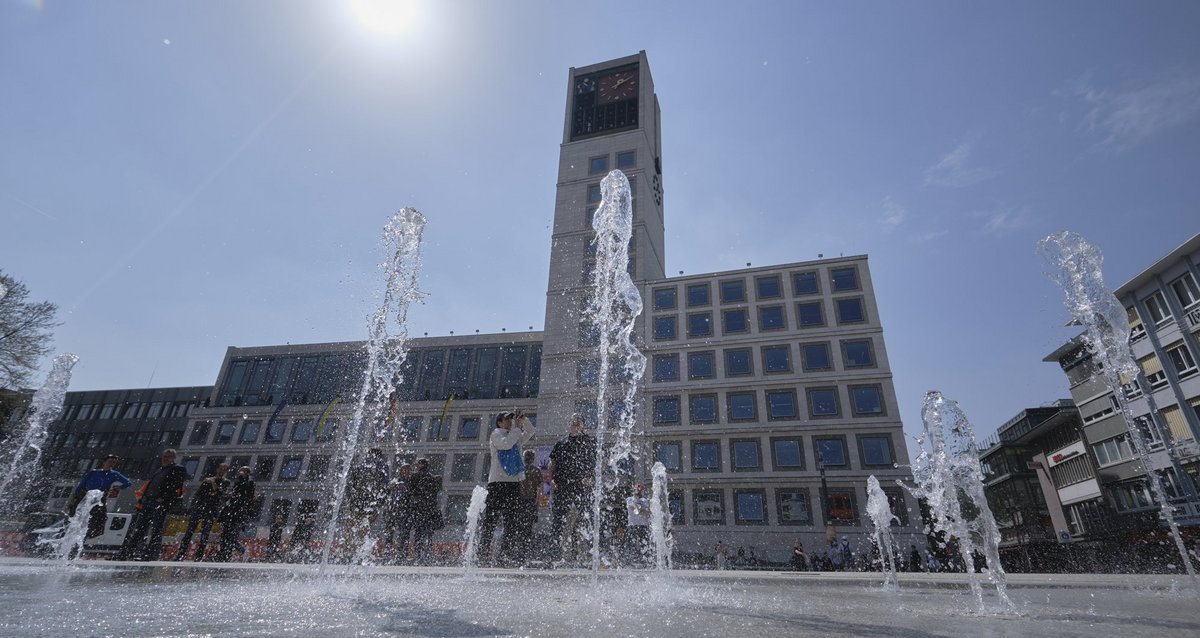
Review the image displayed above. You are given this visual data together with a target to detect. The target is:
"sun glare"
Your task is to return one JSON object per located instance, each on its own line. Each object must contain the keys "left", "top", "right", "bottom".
{"left": 347, "top": 0, "right": 418, "bottom": 36}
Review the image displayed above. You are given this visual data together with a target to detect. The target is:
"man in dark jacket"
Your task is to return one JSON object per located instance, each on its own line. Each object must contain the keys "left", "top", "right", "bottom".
{"left": 549, "top": 413, "right": 596, "bottom": 564}
{"left": 217, "top": 466, "right": 256, "bottom": 562}
{"left": 406, "top": 457, "right": 442, "bottom": 564}
{"left": 116, "top": 449, "right": 190, "bottom": 561}
{"left": 340, "top": 448, "right": 390, "bottom": 562}
{"left": 382, "top": 463, "right": 414, "bottom": 563}
{"left": 173, "top": 463, "right": 230, "bottom": 561}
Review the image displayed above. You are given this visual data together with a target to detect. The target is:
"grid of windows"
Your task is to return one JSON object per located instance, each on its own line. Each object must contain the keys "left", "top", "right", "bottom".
{"left": 1049, "top": 455, "right": 1094, "bottom": 487}
{"left": 1092, "top": 434, "right": 1135, "bottom": 467}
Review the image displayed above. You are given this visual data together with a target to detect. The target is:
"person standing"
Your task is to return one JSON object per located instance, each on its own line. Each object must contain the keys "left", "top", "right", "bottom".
{"left": 116, "top": 449, "right": 190, "bottom": 561}
{"left": 382, "top": 464, "right": 414, "bottom": 563}
{"left": 516, "top": 449, "right": 544, "bottom": 564}
{"left": 478, "top": 409, "right": 534, "bottom": 566}
{"left": 623, "top": 484, "right": 651, "bottom": 566}
{"left": 715, "top": 540, "right": 729, "bottom": 570}
{"left": 548, "top": 413, "right": 596, "bottom": 565}
{"left": 173, "top": 463, "right": 230, "bottom": 561}
{"left": 792, "top": 539, "right": 808, "bottom": 571}
{"left": 67, "top": 454, "right": 132, "bottom": 540}
{"left": 340, "top": 448, "right": 390, "bottom": 561}
{"left": 406, "top": 457, "right": 442, "bottom": 564}
{"left": 216, "top": 466, "right": 256, "bottom": 562}
{"left": 827, "top": 538, "right": 843, "bottom": 571}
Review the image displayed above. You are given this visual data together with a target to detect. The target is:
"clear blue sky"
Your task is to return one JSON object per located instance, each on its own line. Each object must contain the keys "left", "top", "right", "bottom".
{"left": 4, "top": 1, "right": 1199, "bottom": 449}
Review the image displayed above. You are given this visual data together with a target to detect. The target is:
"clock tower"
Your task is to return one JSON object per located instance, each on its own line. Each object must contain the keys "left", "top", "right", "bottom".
{"left": 539, "top": 51, "right": 665, "bottom": 437}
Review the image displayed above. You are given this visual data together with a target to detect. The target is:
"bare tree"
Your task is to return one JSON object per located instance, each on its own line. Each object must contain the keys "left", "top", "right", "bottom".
{"left": 0, "top": 271, "right": 59, "bottom": 390}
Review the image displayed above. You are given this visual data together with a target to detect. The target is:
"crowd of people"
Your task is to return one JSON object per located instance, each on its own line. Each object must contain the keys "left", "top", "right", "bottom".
{"left": 60, "top": 410, "right": 663, "bottom": 567}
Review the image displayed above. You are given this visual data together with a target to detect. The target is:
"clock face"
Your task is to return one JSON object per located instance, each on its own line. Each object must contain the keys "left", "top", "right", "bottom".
{"left": 598, "top": 71, "right": 637, "bottom": 103}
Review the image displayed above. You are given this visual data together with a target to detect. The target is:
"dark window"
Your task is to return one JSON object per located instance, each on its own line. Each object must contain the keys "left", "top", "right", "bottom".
{"left": 808, "top": 388, "right": 840, "bottom": 417}
{"left": 842, "top": 340, "right": 874, "bottom": 367}
{"left": 214, "top": 421, "right": 236, "bottom": 445}
{"left": 801, "top": 343, "right": 833, "bottom": 371}
{"left": 722, "top": 308, "right": 749, "bottom": 334}
{"left": 688, "top": 351, "right": 715, "bottom": 379}
{"left": 239, "top": 420, "right": 261, "bottom": 444}
{"left": 587, "top": 183, "right": 602, "bottom": 203}
{"left": 306, "top": 455, "right": 330, "bottom": 481}
{"left": 777, "top": 489, "right": 812, "bottom": 525}
{"left": 797, "top": 301, "right": 825, "bottom": 327}
{"left": 792, "top": 271, "right": 819, "bottom": 295}
{"left": 616, "top": 150, "right": 636, "bottom": 169}
{"left": 653, "top": 316, "right": 677, "bottom": 340}
{"left": 399, "top": 416, "right": 422, "bottom": 442}
{"left": 766, "top": 390, "right": 797, "bottom": 420}
{"left": 831, "top": 267, "right": 859, "bottom": 291}
{"left": 655, "top": 441, "right": 681, "bottom": 471}
{"left": 653, "top": 354, "right": 679, "bottom": 382}
{"left": 851, "top": 386, "right": 884, "bottom": 416}
{"left": 264, "top": 420, "right": 285, "bottom": 443}
{"left": 687, "top": 312, "right": 712, "bottom": 337}
{"left": 577, "top": 359, "right": 600, "bottom": 386}
{"left": 418, "top": 349, "right": 446, "bottom": 400}
{"left": 499, "top": 346, "right": 528, "bottom": 398}
{"left": 451, "top": 454, "right": 477, "bottom": 482}
{"left": 189, "top": 421, "right": 212, "bottom": 446}
{"left": 653, "top": 397, "right": 680, "bottom": 424}
{"left": 202, "top": 456, "right": 226, "bottom": 478}
{"left": 459, "top": 417, "right": 481, "bottom": 440}
{"left": 756, "top": 275, "right": 782, "bottom": 299}
{"left": 686, "top": 283, "right": 710, "bottom": 307}
{"left": 884, "top": 489, "right": 910, "bottom": 526}
{"left": 689, "top": 394, "right": 718, "bottom": 424}
{"left": 728, "top": 392, "right": 757, "bottom": 422}
{"left": 694, "top": 490, "right": 724, "bottom": 525}
{"left": 445, "top": 348, "right": 471, "bottom": 398}
{"left": 825, "top": 488, "right": 858, "bottom": 525}
{"left": 589, "top": 156, "right": 608, "bottom": 174}
{"left": 471, "top": 347, "right": 499, "bottom": 399}
{"left": 719, "top": 280, "right": 745, "bottom": 303}
{"left": 428, "top": 417, "right": 450, "bottom": 442}
{"left": 732, "top": 440, "right": 761, "bottom": 471}
{"left": 763, "top": 345, "right": 791, "bottom": 373}
{"left": 815, "top": 438, "right": 848, "bottom": 467}
{"left": 735, "top": 490, "right": 767, "bottom": 524}
{"left": 771, "top": 438, "right": 804, "bottom": 469}
{"left": 835, "top": 297, "right": 865, "bottom": 324}
{"left": 759, "top": 305, "right": 786, "bottom": 330}
{"left": 279, "top": 456, "right": 303, "bottom": 481}
{"left": 859, "top": 435, "right": 894, "bottom": 467}
{"left": 725, "top": 349, "right": 752, "bottom": 376}
{"left": 653, "top": 288, "right": 677, "bottom": 311}
{"left": 692, "top": 441, "right": 720, "bottom": 471}
{"left": 291, "top": 419, "right": 313, "bottom": 443}
{"left": 254, "top": 456, "right": 277, "bottom": 481}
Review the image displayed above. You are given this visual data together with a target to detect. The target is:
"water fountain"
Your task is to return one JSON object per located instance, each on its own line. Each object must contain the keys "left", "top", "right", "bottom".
{"left": 908, "top": 390, "right": 1013, "bottom": 611}
{"left": 864, "top": 475, "right": 898, "bottom": 589}
{"left": 319, "top": 208, "right": 427, "bottom": 569}
{"left": 584, "top": 169, "right": 648, "bottom": 573}
{"left": 460, "top": 485, "right": 489, "bottom": 576}
{"left": 648, "top": 461, "right": 672, "bottom": 571}
{"left": 1039, "top": 231, "right": 1197, "bottom": 577}
{"left": 0, "top": 353, "right": 79, "bottom": 515}
{"left": 35, "top": 489, "right": 103, "bottom": 566}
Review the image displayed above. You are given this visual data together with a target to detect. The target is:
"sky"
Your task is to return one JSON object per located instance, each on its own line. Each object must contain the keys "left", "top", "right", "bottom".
{"left": 3, "top": 1, "right": 1200, "bottom": 450}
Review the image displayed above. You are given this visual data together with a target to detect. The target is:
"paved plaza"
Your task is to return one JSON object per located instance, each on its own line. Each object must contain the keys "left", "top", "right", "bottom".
{"left": 1, "top": 558, "right": 1197, "bottom": 637}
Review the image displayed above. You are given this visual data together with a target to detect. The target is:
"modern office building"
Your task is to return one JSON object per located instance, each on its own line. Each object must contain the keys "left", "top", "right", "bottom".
{"left": 36, "top": 386, "right": 212, "bottom": 512}
{"left": 1045, "top": 233, "right": 1200, "bottom": 541}
{"left": 63, "top": 53, "right": 918, "bottom": 562}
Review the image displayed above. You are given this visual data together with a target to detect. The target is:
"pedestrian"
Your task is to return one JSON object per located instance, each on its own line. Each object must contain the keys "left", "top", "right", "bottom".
{"left": 341, "top": 448, "right": 390, "bottom": 562}
{"left": 382, "top": 464, "right": 414, "bottom": 563}
{"left": 827, "top": 538, "right": 843, "bottom": 571}
{"left": 623, "top": 484, "right": 651, "bottom": 566}
{"left": 516, "top": 449, "right": 543, "bottom": 564}
{"left": 173, "top": 462, "right": 230, "bottom": 561}
{"left": 792, "top": 539, "right": 808, "bottom": 571}
{"left": 407, "top": 457, "right": 442, "bottom": 564}
{"left": 67, "top": 454, "right": 132, "bottom": 540}
{"left": 715, "top": 540, "right": 729, "bottom": 570}
{"left": 478, "top": 409, "right": 534, "bottom": 566}
{"left": 548, "top": 413, "right": 595, "bottom": 566}
{"left": 116, "top": 449, "right": 190, "bottom": 561}
{"left": 264, "top": 509, "right": 287, "bottom": 562}
{"left": 839, "top": 536, "right": 853, "bottom": 571}
{"left": 909, "top": 544, "right": 922, "bottom": 572}
{"left": 216, "top": 466, "right": 256, "bottom": 562}
{"left": 287, "top": 511, "right": 317, "bottom": 563}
